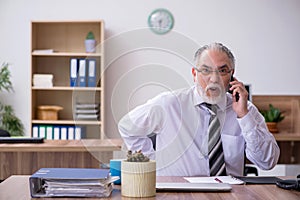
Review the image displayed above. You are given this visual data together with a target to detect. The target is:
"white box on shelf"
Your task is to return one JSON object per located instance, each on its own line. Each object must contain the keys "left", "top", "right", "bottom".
{"left": 33, "top": 74, "right": 53, "bottom": 87}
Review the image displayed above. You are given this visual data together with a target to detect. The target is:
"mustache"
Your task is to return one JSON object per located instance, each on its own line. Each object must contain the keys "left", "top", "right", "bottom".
{"left": 205, "top": 83, "right": 222, "bottom": 92}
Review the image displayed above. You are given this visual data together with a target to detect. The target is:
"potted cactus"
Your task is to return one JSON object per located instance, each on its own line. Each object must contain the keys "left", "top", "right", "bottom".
{"left": 121, "top": 150, "right": 156, "bottom": 197}
{"left": 85, "top": 31, "right": 96, "bottom": 53}
{"left": 0, "top": 63, "right": 24, "bottom": 136}
{"left": 260, "top": 104, "right": 285, "bottom": 133}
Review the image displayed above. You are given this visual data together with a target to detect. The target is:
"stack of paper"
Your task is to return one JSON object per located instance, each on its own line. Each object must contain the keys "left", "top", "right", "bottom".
{"left": 75, "top": 103, "right": 100, "bottom": 120}
{"left": 33, "top": 74, "right": 53, "bottom": 87}
{"left": 29, "top": 168, "right": 119, "bottom": 198}
{"left": 184, "top": 176, "right": 244, "bottom": 185}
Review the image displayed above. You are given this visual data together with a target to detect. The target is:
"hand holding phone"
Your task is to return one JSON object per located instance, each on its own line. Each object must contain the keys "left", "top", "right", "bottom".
{"left": 229, "top": 75, "right": 239, "bottom": 102}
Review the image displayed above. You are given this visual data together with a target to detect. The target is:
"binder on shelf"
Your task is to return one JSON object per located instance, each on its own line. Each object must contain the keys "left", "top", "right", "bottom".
{"left": 60, "top": 126, "right": 68, "bottom": 140}
{"left": 53, "top": 126, "right": 60, "bottom": 140}
{"left": 70, "top": 58, "right": 78, "bottom": 87}
{"left": 29, "top": 168, "right": 118, "bottom": 198}
{"left": 68, "top": 126, "right": 75, "bottom": 140}
{"left": 32, "top": 125, "right": 86, "bottom": 140}
{"left": 75, "top": 126, "right": 86, "bottom": 140}
{"left": 78, "top": 59, "right": 87, "bottom": 87}
{"left": 87, "top": 58, "right": 97, "bottom": 87}
{"left": 46, "top": 126, "right": 53, "bottom": 140}
{"left": 32, "top": 125, "right": 39, "bottom": 138}
{"left": 39, "top": 125, "right": 46, "bottom": 139}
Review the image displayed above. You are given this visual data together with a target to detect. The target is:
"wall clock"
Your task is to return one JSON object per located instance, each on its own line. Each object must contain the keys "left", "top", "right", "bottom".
{"left": 148, "top": 8, "right": 174, "bottom": 35}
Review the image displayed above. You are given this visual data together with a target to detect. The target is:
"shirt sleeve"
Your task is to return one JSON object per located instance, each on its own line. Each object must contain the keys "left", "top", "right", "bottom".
{"left": 237, "top": 103, "right": 280, "bottom": 170}
{"left": 118, "top": 99, "right": 165, "bottom": 159}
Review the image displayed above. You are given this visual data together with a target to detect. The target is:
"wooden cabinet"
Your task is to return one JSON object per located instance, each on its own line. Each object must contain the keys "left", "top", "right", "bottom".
{"left": 30, "top": 20, "right": 105, "bottom": 139}
{"left": 253, "top": 95, "right": 300, "bottom": 164}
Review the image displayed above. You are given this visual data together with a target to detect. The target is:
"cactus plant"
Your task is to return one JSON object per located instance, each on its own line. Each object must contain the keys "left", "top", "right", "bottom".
{"left": 86, "top": 31, "right": 95, "bottom": 40}
{"left": 126, "top": 150, "right": 150, "bottom": 162}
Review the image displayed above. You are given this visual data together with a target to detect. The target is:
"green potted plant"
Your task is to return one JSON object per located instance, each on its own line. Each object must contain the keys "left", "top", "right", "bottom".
{"left": 85, "top": 31, "right": 96, "bottom": 53}
{"left": 0, "top": 63, "right": 24, "bottom": 136}
{"left": 260, "top": 104, "right": 285, "bottom": 133}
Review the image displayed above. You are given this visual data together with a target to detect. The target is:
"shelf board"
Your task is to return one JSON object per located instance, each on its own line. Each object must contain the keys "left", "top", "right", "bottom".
{"left": 273, "top": 133, "right": 300, "bottom": 141}
{"left": 32, "top": 86, "right": 102, "bottom": 91}
{"left": 32, "top": 120, "right": 102, "bottom": 125}
{"left": 32, "top": 52, "right": 102, "bottom": 57}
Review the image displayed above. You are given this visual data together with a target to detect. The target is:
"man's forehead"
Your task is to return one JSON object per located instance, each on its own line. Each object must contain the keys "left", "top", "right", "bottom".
{"left": 197, "top": 50, "right": 230, "bottom": 66}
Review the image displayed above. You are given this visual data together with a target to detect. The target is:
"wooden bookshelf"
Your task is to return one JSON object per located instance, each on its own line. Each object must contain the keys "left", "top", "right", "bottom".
{"left": 30, "top": 20, "right": 105, "bottom": 139}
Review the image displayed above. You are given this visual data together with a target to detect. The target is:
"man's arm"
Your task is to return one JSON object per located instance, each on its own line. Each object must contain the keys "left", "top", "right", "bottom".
{"left": 118, "top": 103, "right": 165, "bottom": 158}
{"left": 238, "top": 104, "right": 280, "bottom": 170}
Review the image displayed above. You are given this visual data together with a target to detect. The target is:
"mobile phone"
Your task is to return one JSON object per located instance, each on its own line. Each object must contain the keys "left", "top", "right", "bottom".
{"left": 229, "top": 75, "right": 239, "bottom": 102}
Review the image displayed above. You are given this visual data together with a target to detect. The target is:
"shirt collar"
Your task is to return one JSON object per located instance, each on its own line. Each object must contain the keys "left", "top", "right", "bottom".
{"left": 192, "top": 85, "right": 227, "bottom": 112}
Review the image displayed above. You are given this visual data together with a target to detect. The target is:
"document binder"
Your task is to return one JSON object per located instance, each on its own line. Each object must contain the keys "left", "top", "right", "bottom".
{"left": 87, "top": 58, "right": 97, "bottom": 87}
{"left": 78, "top": 59, "right": 87, "bottom": 87}
{"left": 53, "top": 126, "right": 60, "bottom": 140}
{"left": 70, "top": 58, "right": 78, "bottom": 87}
{"left": 60, "top": 126, "right": 68, "bottom": 140}
{"left": 29, "top": 168, "right": 119, "bottom": 198}
{"left": 39, "top": 125, "right": 46, "bottom": 139}
{"left": 46, "top": 126, "right": 53, "bottom": 140}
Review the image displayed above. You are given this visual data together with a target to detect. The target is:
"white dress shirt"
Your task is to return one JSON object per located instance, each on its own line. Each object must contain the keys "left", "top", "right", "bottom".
{"left": 118, "top": 86, "right": 280, "bottom": 176}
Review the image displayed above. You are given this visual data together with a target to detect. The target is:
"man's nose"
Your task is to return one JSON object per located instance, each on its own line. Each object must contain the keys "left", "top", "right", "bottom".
{"left": 209, "top": 71, "right": 221, "bottom": 83}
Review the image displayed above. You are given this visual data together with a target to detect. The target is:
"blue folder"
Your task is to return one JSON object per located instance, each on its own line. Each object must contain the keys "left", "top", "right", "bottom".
{"left": 29, "top": 168, "right": 111, "bottom": 197}
{"left": 30, "top": 168, "right": 110, "bottom": 180}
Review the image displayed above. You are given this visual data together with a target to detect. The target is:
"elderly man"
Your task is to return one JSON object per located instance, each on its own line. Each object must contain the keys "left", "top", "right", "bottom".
{"left": 118, "top": 42, "right": 280, "bottom": 176}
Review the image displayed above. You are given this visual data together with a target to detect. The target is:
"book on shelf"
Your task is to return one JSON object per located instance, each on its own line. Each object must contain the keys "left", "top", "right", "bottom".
{"left": 32, "top": 49, "right": 54, "bottom": 54}
{"left": 29, "top": 168, "right": 119, "bottom": 198}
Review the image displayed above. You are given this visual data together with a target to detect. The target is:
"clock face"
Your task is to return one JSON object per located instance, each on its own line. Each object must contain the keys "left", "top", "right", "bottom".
{"left": 148, "top": 8, "right": 174, "bottom": 34}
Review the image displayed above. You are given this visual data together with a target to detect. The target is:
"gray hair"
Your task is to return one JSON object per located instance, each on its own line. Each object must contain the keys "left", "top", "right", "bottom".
{"left": 194, "top": 42, "right": 235, "bottom": 69}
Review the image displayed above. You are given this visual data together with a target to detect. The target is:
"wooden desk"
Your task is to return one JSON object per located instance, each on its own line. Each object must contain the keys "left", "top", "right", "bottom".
{"left": 0, "top": 139, "right": 122, "bottom": 180}
{"left": 0, "top": 175, "right": 299, "bottom": 200}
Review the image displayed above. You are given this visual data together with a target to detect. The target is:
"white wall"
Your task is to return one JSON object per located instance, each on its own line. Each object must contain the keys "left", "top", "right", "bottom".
{"left": 0, "top": 0, "right": 299, "bottom": 137}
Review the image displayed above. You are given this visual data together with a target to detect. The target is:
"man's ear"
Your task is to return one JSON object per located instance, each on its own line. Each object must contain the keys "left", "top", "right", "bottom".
{"left": 192, "top": 68, "right": 197, "bottom": 82}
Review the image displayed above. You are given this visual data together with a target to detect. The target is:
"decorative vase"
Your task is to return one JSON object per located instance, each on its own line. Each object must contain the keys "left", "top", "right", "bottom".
{"left": 121, "top": 160, "right": 156, "bottom": 197}
{"left": 85, "top": 39, "right": 96, "bottom": 53}
{"left": 266, "top": 122, "right": 279, "bottom": 133}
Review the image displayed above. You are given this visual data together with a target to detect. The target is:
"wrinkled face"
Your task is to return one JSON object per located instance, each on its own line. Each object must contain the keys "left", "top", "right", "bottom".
{"left": 192, "top": 49, "right": 234, "bottom": 104}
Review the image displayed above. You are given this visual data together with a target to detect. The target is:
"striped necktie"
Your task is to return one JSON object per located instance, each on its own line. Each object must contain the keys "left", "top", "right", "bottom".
{"left": 205, "top": 103, "right": 226, "bottom": 176}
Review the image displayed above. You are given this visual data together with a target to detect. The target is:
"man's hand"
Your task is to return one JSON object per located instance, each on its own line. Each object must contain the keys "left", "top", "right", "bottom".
{"left": 229, "top": 77, "right": 249, "bottom": 118}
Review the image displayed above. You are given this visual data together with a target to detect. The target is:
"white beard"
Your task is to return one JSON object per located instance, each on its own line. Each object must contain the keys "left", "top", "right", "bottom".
{"left": 196, "top": 82, "right": 226, "bottom": 104}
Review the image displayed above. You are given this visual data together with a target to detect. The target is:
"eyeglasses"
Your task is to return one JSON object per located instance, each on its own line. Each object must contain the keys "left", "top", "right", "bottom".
{"left": 194, "top": 66, "right": 233, "bottom": 76}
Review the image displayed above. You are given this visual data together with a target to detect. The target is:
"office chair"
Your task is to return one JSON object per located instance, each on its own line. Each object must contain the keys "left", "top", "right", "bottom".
{"left": 148, "top": 133, "right": 258, "bottom": 176}
{"left": 0, "top": 129, "right": 10, "bottom": 137}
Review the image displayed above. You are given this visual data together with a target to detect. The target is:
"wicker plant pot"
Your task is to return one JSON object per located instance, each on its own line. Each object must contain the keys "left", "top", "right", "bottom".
{"left": 121, "top": 160, "right": 156, "bottom": 197}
